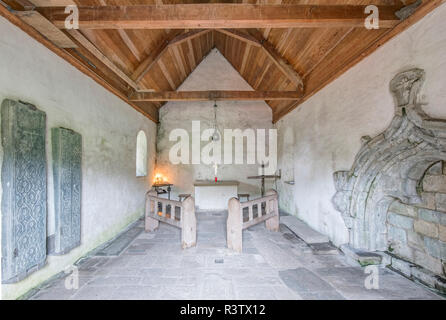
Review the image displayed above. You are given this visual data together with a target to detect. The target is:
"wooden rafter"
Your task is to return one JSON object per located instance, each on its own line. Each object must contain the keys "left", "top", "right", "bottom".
{"left": 131, "top": 29, "right": 211, "bottom": 84}
{"left": 67, "top": 29, "right": 140, "bottom": 90}
{"left": 14, "top": 10, "right": 76, "bottom": 48}
{"left": 40, "top": 4, "right": 401, "bottom": 29}
{"left": 248, "top": 29, "right": 303, "bottom": 91}
{"left": 130, "top": 91, "right": 302, "bottom": 102}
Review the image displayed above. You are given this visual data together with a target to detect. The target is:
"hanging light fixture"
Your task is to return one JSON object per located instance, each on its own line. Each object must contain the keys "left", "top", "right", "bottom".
{"left": 211, "top": 100, "right": 220, "bottom": 141}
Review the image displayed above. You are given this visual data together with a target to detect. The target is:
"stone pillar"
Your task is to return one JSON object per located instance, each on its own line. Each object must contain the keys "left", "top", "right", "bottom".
{"left": 145, "top": 191, "right": 159, "bottom": 232}
{"left": 265, "top": 189, "right": 280, "bottom": 232}
{"left": 181, "top": 196, "right": 196, "bottom": 249}
{"left": 227, "top": 197, "right": 242, "bottom": 253}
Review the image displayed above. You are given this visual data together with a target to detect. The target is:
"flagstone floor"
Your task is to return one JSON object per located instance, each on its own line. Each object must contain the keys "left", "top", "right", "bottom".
{"left": 29, "top": 212, "right": 444, "bottom": 300}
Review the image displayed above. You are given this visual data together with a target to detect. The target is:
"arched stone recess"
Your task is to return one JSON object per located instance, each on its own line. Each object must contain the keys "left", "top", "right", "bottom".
{"left": 332, "top": 69, "right": 446, "bottom": 251}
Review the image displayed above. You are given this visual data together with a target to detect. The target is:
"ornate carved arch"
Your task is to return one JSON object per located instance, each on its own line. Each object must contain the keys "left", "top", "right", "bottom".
{"left": 332, "top": 69, "right": 446, "bottom": 251}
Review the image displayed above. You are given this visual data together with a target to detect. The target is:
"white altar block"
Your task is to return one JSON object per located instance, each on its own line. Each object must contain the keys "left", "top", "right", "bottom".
{"left": 194, "top": 180, "right": 239, "bottom": 211}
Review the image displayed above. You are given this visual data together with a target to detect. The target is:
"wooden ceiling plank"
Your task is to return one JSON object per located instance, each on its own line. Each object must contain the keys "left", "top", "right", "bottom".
{"left": 131, "top": 29, "right": 182, "bottom": 83}
{"left": 130, "top": 90, "right": 302, "bottom": 102}
{"left": 187, "top": 39, "right": 197, "bottom": 69}
{"left": 171, "top": 45, "right": 187, "bottom": 79}
{"left": 14, "top": 10, "right": 76, "bottom": 48}
{"left": 215, "top": 29, "right": 261, "bottom": 47}
{"left": 118, "top": 30, "right": 142, "bottom": 62}
{"left": 240, "top": 43, "right": 251, "bottom": 76}
{"left": 248, "top": 29, "right": 304, "bottom": 91}
{"left": 67, "top": 29, "right": 140, "bottom": 90}
{"left": 41, "top": 4, "right": 401, "bottom": 29}
{"left": 157, "top": 59, "right": 176, "bottom": 90}
{"left": 131, "top": 29, "right": 209, "bottom": 84}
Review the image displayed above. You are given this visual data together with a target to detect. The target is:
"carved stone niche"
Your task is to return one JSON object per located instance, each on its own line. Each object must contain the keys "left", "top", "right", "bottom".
{"left": 332, "top": 69, "right": 446, "bottom": 251}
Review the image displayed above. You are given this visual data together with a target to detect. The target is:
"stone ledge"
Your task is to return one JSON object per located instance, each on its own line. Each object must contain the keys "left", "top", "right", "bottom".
{"left": 281, "top": 216, "right": 329, "bottom": 244}
{"left": 340, "top": 244, "right": 383, "bottom": 267}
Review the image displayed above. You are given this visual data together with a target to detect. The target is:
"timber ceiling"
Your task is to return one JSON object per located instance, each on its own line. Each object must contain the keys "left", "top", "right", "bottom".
{"left": 0, "top": 0, "right": 442, "bottom": 123}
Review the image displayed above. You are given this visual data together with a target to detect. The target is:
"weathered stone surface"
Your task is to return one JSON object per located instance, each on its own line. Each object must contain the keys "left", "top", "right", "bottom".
{"left": 419, "top": 208, "right": 441, "bottom": 223}
{"left": 391, "top": 256, "right": 414, "bottom": 277}
{"left": 435, "top": 193, "right": 446, "bottom": 212}
{"left": 439, "top": 225, "right": 446, "bottom": 242}
{"left": 340, "top": 244, "right": 382, "bottom": 266}
{"left": 407, "top": 231, "right": 424, "bottom": 250}
{"left": 1, "top": 99, "right": 47, "bottom": 283}
{"left": 411, "top": 266, "right": 437, "bottom": 287}
{"left": 419, "top": 192, "right": 436, "bottom": 210}
{"left": 413, "top": 250, "right": 443, "bottom": 275}
{"left": 388, "top": 201, "right": 418, "bottom": 218}
{"left": 414, "top": 220, "right": 438, "bottom": 238}
{"left": 423, "top": 175, "right": 446, "bottom": 193}
{"left": 427, "top": 162, "right": 443, "bottom": 175}
{"left": 281, "top": 215, "right": 329, "bottom": 244}
{"left": 424, "top": 237, "right": 446, "bottom": 259}
{"left": 388, "top": 213, "right": 414, "bottom": 230}
{"left": 388, "top": 226, "right": 407, "bottom": 244}
{"left": 51, "top": 127, "right": 82, "bottom": 255}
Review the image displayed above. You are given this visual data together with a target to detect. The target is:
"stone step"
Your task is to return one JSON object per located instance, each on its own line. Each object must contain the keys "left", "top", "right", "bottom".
{"left": 340, "top": 244, "right": 383, "bottom": 266}
{"left": 281, "top": 215, "right": 330, "bottom": 244}
{"left": 309, "top": 242, "right": 339, "bottom": 255}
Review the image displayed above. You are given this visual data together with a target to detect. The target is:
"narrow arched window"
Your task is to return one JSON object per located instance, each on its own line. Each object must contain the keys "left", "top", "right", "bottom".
{"left": 136, "top": 130, "right": 148, "bottom": 177}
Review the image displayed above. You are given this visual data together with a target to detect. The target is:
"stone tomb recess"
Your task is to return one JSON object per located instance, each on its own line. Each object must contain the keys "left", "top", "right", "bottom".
{"left": 332, "top": 69, "right": 446, "bottom": 281}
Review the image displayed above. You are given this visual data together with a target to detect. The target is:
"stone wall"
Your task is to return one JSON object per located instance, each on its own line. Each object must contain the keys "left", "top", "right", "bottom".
{"left": 0, "top": 17, "right": 157, "bottom": 299}
{"left": 157, "top": 49, "right": 274, "bottom": 201}
{"left": 387, "top": 161, "right": 446, "bottom": 277}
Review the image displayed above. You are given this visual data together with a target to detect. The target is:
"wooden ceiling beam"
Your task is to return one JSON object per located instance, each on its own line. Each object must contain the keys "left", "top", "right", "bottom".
{"left": 67, "top": 29, "right": 140, "bottom": 90}
{"left": 130, "top": 90, "right": 302, "bottom": 102}
{"left": 40, "top": 4, "right": 401, "bottom": 29}
{"left": 14, "top": 10, "right": 77, "bottom": 48}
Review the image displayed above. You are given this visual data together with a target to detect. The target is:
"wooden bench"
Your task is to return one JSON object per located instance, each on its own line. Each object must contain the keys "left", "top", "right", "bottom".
{"left": 145, "top": 191, "right": 196, "bottom": 249}
{"left": 227, "top": 190, "right": 279, "bottom": 253}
